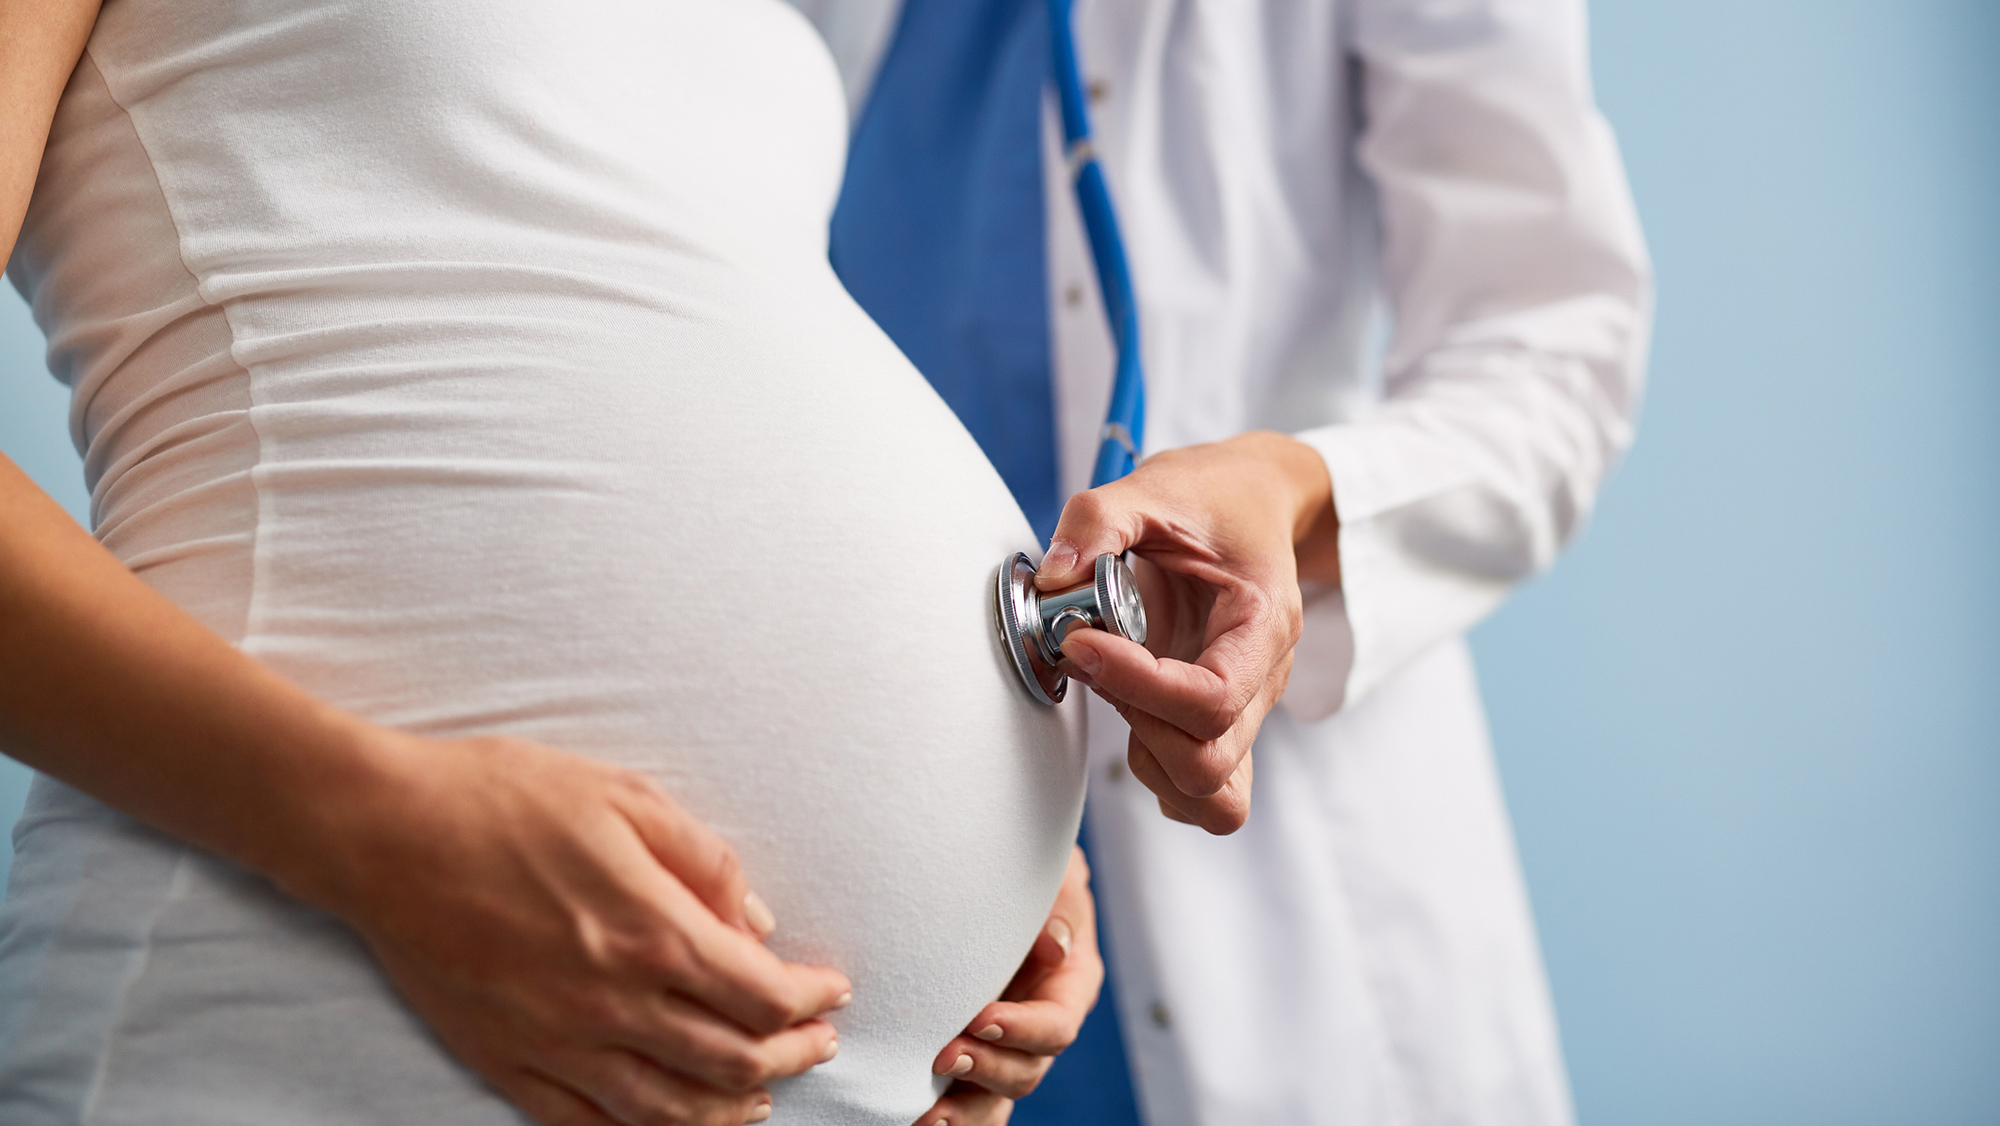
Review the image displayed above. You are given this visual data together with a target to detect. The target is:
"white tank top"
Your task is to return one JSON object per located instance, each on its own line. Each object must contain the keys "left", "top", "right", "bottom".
{"left": 0, "top": 2, "right": 1084, "bottom": 1123}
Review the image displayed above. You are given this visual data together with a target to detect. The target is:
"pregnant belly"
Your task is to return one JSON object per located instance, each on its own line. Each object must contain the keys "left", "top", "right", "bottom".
{"left": 139, "top": 267, "right": 1084, "bottom": 1124}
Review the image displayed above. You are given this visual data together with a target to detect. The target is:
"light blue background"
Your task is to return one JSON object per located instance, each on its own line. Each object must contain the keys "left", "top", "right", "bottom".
{"left": 2, "top": 0, "right": 1996, "bottom": 1120}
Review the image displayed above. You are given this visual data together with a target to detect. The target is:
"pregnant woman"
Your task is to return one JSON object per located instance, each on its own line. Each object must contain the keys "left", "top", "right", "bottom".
{"left": 0, "top": 1, "right": 1094, "bottom": 1124}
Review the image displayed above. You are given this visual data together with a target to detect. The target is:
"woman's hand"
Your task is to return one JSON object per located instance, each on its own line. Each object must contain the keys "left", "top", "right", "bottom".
{"left": 912, "top": 846, "right": 1104, "bottom": 1126}
{"left": 296, "top": 732, "right": 853, "bottom": 1126}
{"left": 1035, "top": 432, "right": 1339, "bottom": 834}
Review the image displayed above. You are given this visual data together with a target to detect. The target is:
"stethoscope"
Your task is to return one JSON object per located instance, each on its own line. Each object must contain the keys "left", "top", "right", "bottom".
{"left": 995, "top": 0, "right": 1149, "bottom": 706}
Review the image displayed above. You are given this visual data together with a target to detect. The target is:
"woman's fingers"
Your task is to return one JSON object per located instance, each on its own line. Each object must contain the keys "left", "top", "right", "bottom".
{"left": 915, "top": 1086, "right": 1015, "bottom": 1126}
{"left": 617, "top": 999, "right": 839, "bottom": 1093}
{"left": 932, "top": 1039, "right": 1052, "bottom": 1100}
{"left": 1000, "top": 868, "right": 1085, "bottom": 1000}
{"left": 963, "top": 991, "right": 1092, "bottom": 1058}
{"left": 960, "top": 952, "right": 1101, "bottom": 1062}
{"left": 558, "top": 1049, "right": 773, "bottom": 1126}
{"left": 332, "top": 737, "right": 851, "bottom": 1126}
{"left": 611, "top": 773, "right": 770, "bottom": 938}
{"left": 664, "top": 911, "right": 853, "bottom": 1035}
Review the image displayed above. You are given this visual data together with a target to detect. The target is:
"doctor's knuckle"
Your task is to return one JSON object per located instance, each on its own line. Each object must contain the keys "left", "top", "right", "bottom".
{"left": 1280, "top": 601, "right": 1304, "bottom": 645}
{"left": 1195, "top": 791, "right": 1250, "bottom": 834}
{"left": 1187, "top": 696, "right": 1238, "bottom": 741}
{"left": 1064, "top": 490, "right": 1113, "bottom": 530}
{"left": 1174, "top": 746, "right": 1232, "bottom": 796}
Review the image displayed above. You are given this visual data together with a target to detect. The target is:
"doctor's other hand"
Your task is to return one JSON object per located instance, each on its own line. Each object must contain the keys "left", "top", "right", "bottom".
{"left": 296, "top": 731, "right": 852, "bottom": 1126}
{"left": 915, "top": 846, "right": 1103, "bottom": 1126}
{"left": 1039, "top": 431, "right": 1339, "bottom": 835}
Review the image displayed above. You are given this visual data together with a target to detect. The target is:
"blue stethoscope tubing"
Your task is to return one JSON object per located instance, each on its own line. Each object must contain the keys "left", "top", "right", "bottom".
{"left": 1047, "top": 0, "right": 1145, "bottom": 491}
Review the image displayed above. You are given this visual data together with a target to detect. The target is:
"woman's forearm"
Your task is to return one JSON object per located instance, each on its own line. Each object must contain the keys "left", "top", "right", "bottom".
{"left": 1, "top": 1, "right": 393, "bottom": 894}
{"left": 0, "top": 453, "right": 400, "bottom": 900}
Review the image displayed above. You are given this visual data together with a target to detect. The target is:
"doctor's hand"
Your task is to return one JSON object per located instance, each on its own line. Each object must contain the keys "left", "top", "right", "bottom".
{"left": 1038, "top": 431, "right": 1339, "bottom": 835}
{"left": 302, "top": 732, "right": 852, "bottom": 1126}
{"left": 914, "top": 846, "right": 1103, "bottom": 1126}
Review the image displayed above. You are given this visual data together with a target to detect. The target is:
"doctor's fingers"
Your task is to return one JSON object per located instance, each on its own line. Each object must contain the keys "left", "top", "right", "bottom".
{"left": 610, "top": 772, "right": 771, "bottom": 938}
{"left": 1063, "top": 617, "right": 1282, "bottom": 753}
{"left": 532, "top": 1051, "right": 773, "bottom": 1126}
{"left": 1127, "top": 733, "right": 1254, "bottom": 836}
{"left": 616, "top": 997, "right": 839, "bottom": 1094}
{"left": 1105, "top": 635, "right": 1290, "bottom": 798}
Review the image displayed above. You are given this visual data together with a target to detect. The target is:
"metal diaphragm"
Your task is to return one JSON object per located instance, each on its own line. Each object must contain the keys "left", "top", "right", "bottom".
{"left": 994, "top": 551, "right": 1148, "bottom": 705}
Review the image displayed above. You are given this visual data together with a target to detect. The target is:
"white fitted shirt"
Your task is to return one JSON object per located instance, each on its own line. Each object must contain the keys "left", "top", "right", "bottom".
{"left": 787, "top": 1, "right": 1653, "bottom": 1122}
{"left": 0, "top": 2, "right": 1084, "bottom": 1123}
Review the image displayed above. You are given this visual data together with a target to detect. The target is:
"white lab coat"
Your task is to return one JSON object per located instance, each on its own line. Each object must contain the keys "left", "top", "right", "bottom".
{"left": 787, "top": 1, "right": 1653, "bottom": 1123}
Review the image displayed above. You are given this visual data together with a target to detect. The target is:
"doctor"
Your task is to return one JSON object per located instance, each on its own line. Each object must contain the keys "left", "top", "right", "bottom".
{"left": 809, "top": 0, "right": 1652, "bottom": 1124}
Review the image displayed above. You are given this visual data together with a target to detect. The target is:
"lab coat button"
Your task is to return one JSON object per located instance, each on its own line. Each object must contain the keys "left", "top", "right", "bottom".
{"left": 1064, "top": 282, "right": 1085, "bottom": 309}
{"left": 1107, "top": 759, "right": 1126, "bottom": 782}
{"left": 1087, "top": 78, "right": 1110, "bottom": 104}
{"left": 1149, "top": 1001, "right": 1172, "bottom": 1029}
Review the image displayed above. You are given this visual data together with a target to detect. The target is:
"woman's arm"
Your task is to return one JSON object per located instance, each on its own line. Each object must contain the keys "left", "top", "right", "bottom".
{"left": 0, "top": 0, "right": 98, "bottom": 249}
{"left": 0, "top": 7, "right": 846, "bottom": 1124}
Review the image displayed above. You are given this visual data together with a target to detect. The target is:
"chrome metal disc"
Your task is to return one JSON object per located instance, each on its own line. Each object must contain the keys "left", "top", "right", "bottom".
{"left": 1095, "top": 552, "right": 1148, "bottom": 647}
{"left": 995, "top": 551, "right": 1066, "bottom": 704}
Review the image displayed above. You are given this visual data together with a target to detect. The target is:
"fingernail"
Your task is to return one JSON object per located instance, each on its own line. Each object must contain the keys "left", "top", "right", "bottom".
{"left": 1038, "top": 541, "right": 1080, "bottom": 586}
{"left": 948, "top": 1053, "right": 975, "bottom": 1077}
{"left": 820, "top": 1038, "right": 840, "bottom": 1063}
{"left": 1046, "top": 918, "right": 1074, "bottom": 959}
{"left": 974, "top": 1023, "right": 1004, "bottom": 1041}
{"left": 742, "top": 891, "right": 777, "bottom": 937}
{"left": 1066, "top": 643, "right": 1102, "bottom": 677}
{"left": 748, "top": 1101, "right": 772, "bottom": 1123}
{"left": 832, "top": 991, "right": 852, "bottom": 1010}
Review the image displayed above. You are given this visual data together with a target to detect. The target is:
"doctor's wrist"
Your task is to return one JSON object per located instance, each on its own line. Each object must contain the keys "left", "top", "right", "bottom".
{"left": 1227, "top": 430, "right": 1340, "bottom": 585}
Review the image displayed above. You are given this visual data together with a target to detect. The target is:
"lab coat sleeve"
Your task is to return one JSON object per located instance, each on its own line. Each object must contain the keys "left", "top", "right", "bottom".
{"left": 1283, "top": 0, "right": 1653, "bottom": 721}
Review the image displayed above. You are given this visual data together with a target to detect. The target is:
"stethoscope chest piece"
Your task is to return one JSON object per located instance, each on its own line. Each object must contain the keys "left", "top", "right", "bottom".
{"left": 995, "top": 550, "right": 1148, "bottom": 705}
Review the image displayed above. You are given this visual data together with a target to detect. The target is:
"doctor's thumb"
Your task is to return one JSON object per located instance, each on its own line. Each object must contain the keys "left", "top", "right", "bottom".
{"left": 1037, "top": 486, "right": 1143, "bottom": 591}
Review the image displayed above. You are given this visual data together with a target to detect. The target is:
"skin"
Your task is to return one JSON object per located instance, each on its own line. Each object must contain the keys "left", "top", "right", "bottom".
{"left": 1037, "top": 431, "right": 1343, "bottom": 835}
{"left": 0, "top": 4, "right": 1098, "bottom": 1124}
